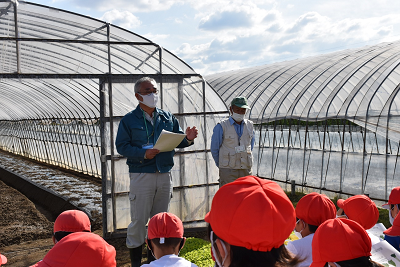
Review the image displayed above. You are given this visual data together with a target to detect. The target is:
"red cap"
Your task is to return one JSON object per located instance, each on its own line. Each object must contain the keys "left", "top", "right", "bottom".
{"left": 310, "top": 218, "right": 372, "bottom": 267}
{"left": 148, "top": 212, "right": 184, "bottom": 241}
{"left": 384, "top": 211, "right": 400, "bottom": 236}
{"left": 0, "top": 254, "right": 7, "bottom": 266}
{"left": 54, "top": 210, "right": 91, "bottom": 233}
{"left": 30, "top": 232, "right": 116, "bottom": 267}
{"left": 337, "top": 195, "right": 379, "bottom": 230}
{"left": 296, "top": 192, "right": 336, "bottom": 226}
{"left": 383, "top": 187, "right": 400, "bottom": 209}
{"left": 204, "top": 176, "right": 295, "bottom": 252}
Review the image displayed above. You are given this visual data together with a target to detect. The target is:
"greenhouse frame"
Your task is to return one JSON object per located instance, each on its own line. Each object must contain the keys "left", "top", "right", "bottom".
{"left": 0, "top": 0, "right": 227, "bottom": 238}
{"left": 206, "top": 41, "right": 400, "bottom": 202}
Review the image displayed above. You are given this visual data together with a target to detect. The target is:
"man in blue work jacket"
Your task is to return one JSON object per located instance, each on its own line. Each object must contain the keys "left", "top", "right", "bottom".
{"left": 115, "top": 77, "right": 198, "bottom": 267}
{"left": 211, "top": 96, "right": 255, "bottom": 187}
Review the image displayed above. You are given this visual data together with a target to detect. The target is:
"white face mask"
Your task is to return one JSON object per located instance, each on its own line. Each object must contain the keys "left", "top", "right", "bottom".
{"left": 390, "top": 209, "right": 395, "bottom": 225}
{"left": 211, "top": 231, "right": 228, "bottom": 267}
{"left": 231, "top": 112, "right": 245, "bottom": 122}
{"left": 294, "top": 219, "right": 304, "bottom": 239}
{"left": 139, "top": 93, "right": 159, "bottom": 108}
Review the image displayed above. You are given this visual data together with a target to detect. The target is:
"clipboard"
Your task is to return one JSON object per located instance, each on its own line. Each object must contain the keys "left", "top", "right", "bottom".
{"left": 153, "top": 129, "right": 186, "bottom": 152}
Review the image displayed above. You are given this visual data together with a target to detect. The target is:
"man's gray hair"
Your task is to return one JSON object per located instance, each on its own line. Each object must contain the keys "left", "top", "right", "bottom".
{"left": 134, "top": 77, "right": 156, "bottom": 93}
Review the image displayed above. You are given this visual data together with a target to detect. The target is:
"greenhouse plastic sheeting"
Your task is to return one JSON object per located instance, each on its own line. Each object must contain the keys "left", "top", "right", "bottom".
{"left": 206, "top": 41, "right": 400, "bottom": 202}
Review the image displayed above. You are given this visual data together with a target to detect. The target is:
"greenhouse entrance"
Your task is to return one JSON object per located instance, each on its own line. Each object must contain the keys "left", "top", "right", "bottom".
{"left": 100, "top": 75, "right": 223, "bottom": 238}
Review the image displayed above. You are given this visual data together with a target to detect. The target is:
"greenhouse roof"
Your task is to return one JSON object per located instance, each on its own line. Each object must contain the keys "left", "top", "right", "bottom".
{"left": 206, "top": 41, "right": 400, "bottom": 141}
{"left": 0, "top": 0, "right": 223, "bottom": 121}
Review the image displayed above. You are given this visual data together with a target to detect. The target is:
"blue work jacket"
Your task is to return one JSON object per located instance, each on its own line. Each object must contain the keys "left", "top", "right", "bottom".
{"left": 115, "top": 105, "right": 193, "bottom": 173}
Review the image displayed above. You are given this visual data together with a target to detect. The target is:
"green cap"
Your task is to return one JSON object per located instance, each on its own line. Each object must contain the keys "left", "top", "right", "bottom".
{"left": 231, "top": 96, "right": 250, "bottom": 109}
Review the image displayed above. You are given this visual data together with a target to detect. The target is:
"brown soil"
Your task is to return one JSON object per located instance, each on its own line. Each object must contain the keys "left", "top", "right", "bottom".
{"left": 0, "top": 179, "right": 133, "bottom": 266}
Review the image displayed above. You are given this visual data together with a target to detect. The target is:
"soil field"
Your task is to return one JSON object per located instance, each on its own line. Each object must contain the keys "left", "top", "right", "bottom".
{"left": 0, "top": 148, "right": 136, "bottom": 266}
{"left": 0, "top": 178, "right": 134, "bottom": 266}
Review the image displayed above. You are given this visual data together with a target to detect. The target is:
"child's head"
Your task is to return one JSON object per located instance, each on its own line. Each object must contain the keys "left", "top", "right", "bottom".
{"left": 295, "top": 192, "right": 336, "bottom": 238}
{"left": 205, "top": 176, "right": 298, "bottom": 267}
{"left": 336, "top": 195, "right": 379, "bottom": 230}
{"left": 31, "top": 232, "right": 116, "bottom": 267}
{"left": 310, "top": 218, "right": 372, "bottom": 267}
{"left": 146, "top": 212, "right": 185, "bottom": 259}
{"left": 53, "top": 210, "right": 91, "bottom": 244}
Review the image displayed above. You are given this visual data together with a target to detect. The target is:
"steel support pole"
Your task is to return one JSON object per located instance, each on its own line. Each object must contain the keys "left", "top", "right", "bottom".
{"left": 13, "top": 1, "right": 20, "bottom": 73}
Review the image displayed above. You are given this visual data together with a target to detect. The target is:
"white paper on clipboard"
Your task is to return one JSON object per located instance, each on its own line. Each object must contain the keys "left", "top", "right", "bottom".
{"left": 371, "top": 240, "right": 400, "bottom": 266}
{"left": 153, "top": 129, "right": 186, "bottom": 152}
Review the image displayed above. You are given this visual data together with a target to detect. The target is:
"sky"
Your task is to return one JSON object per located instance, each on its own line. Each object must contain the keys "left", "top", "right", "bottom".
{"left": 27, "top": 0, "right": 400, "bottom": 75}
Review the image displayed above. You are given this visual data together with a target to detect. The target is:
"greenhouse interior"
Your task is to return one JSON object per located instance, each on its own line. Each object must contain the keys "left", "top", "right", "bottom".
{"left": 0, "top": 0, "right": 400, "bottom": 238}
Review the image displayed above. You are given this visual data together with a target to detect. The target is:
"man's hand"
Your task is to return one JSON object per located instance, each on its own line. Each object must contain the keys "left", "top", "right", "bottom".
{"left": 186, "top": 126, "right": 198, "bottom": 141}
{"left": 145, "top": 149, "right": 160, "bottom": 159}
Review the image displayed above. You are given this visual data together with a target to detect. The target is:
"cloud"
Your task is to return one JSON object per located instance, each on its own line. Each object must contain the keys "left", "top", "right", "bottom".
{"left": 187, "top": 0, "right": 275, "bottom": 11}
{"left": 175, "top": 10, "right": 400, "bottom": 75}
{"left": 346, "top": 23, "right": 361, "bottom": 33}
{"left": 286, "top": 12, "right": 324, "bottom": 34}
{"left": 203, "top": 51, "right": 249, "bottom": 64}
{"left": 174, "top": 42, "right": 210, "bottom": 60}
{"left": 100, "top": 9, "right": 141, "bottom": 29}
{"left": 142, "top": 33, "right": 169, "bottom": 43}
{"left": 266, "top": 23, "right": 282, "bottom": 33}
{"left": 56, "top": 0, "right": 182, "bottom": 12}
{"left": 262, "top": 12, "right": 278, "bottom": 23}
{"left": 270, "top": 14, "right": 400, "bottom": 57}
{"left": 376, "top": 25, "right": 393, "bottom": 37}
{"left": 174, "top": 18, "right": 183, "bottom": 24}
{"left": 197, "top": 4, "right": 272, "bottom": 32}
{"left": 199, "top": 9, "right": 253, "bottom": 31}
{"left": 209, "top": 35, "right": 269, "bottom": 53}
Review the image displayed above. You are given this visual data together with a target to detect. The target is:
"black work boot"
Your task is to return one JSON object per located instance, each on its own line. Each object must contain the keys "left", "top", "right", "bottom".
{"left": 129, "top": 244, "right": 143, "bottom": 267}
{"left": 147, "top": 246, "right": 156, "bottom": 263}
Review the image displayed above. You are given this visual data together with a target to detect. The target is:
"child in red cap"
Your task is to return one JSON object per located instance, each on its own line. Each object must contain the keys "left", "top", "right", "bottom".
{"left": 30, "top": 232, "right": 116, "bottom": 267}
{"left": 336, "top": 195, "right": 380, "bottom": 245}
{"left": 382, "top": 186, "right": 400, "bottom": 225}
{"left": 143, "top": 212, "right": 198, "bottom": 267}
{"left": 31, "top": 209, "right": 92, "bottom": 266}
{"left": 205, "top": 175, "right": 302, "bottom": 267}
{"left": 383, "top": 209, "right": 400, "bottom": 251}
{"left": 310, "top": 218, "right": 383, "bottom": 267}
{"left": 52, "top": 210, "right": 91, "bottom": 244}
{"left": 286, "top": 192, "right": 336, "bottom": 267}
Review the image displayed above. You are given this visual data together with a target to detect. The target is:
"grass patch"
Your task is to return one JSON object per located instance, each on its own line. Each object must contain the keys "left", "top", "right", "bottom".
{"left": 378, "top": 208, "right": 390, "bottom": 229}
{"left": 180, "top": 237, "right": 214, "bottom": 267}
